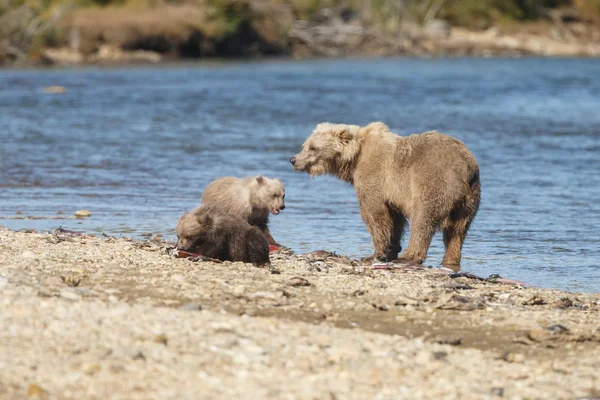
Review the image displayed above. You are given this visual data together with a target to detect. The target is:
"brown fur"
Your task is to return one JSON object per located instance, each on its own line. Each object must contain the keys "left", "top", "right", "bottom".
{"left": 176, "top": 205, "right": 270, "bottom": 265}
{"left": 200, "top": 175, "right": 285, "bottom": 247}
{"left": 291, "top": 122, "right": 480, "bottom": 267}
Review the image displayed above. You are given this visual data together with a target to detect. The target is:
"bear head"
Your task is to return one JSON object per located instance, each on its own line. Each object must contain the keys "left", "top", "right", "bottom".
{"left": 290, "top": 123, "right": 362, "bottom": 177}
{"left": 250, "top": 175, "right": 286, "bottom": 215}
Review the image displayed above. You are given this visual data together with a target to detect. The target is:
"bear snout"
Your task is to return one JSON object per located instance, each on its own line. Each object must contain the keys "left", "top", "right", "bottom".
{"left": 280, "top": 205, "right": 285, "bottom": 210}
{"left": 289, "top": 157, "right": 296, "bottom": 165}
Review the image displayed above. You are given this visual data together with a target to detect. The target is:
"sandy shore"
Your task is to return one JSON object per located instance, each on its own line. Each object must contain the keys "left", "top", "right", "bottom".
{"left": 1, "top": 227, "right": 599, "bottom": 399}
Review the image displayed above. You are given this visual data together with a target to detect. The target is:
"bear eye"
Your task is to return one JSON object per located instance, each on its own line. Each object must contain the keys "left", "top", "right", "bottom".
{"left": 309, "top": 145, "right": 317, "bottom": 151}
{"left": 272, "top": 193, "right": 278, "bottom": 198}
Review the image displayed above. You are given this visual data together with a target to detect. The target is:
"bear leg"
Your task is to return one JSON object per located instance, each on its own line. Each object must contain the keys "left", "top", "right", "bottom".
{"left": 441, "top": 181, "right": 480, "bottom": 267}
{"left": 397, "top": 214, "right": 436, "bottom": 264}
{"left": 387, "top": 210, "right": 407, "bottom": 261}
{"left": 358, "top": 201, "right": 394, "bottom": 262}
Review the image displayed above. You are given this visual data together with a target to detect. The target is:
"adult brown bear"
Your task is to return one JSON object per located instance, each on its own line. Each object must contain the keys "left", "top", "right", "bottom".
{"left": 290, "top": 122, "right": 480, "bottom": 268}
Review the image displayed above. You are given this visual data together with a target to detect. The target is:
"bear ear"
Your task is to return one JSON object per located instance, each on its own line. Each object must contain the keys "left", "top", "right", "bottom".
{"left": 254, "top": 175, "right": 265, "bottom": 185}
{"left": 335, "top": 126, "right": 354, "bottom": 143}
{"left": 364, "top": 122, "right": 389, "bottom": 132}
{"left": 197, "top": 213, "right": 212, "bottom": 226}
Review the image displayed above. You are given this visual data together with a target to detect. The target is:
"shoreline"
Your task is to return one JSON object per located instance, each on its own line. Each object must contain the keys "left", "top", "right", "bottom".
{"left": 1, "top": 227, "right": 599, "bottom": 398}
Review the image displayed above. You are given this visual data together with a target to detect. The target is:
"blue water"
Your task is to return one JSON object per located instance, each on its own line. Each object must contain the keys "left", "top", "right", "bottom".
{"left": 1, "top": 58, "right": 599, "bottom": 293}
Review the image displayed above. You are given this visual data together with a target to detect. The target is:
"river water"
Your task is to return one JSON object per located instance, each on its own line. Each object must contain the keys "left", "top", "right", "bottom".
{"left": 1, "top": 58, "right": 599, "bottom": 292}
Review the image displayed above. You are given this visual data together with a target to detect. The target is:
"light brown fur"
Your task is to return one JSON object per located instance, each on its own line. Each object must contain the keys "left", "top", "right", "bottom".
{"left": 200, "top": 175, "right": 285, "bottom": 247}
{"left": 291, "top": 122, "right": 480, "bottom": 267}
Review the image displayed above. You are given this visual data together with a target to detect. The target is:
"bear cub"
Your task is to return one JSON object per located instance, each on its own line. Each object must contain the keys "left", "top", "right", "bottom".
{"left": 201, "top": 175, "right": 285, "bottom": 247}
{"left": 176, "top": 205, "right": 270, "bottom": 265}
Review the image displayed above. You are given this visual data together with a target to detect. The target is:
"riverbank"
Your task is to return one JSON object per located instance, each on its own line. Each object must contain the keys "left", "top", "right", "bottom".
{"left": 1, "top": 227, "right": 599, "bottom": 398}
{"left": 2, "top": 1, "right": 600, "bottom": 67}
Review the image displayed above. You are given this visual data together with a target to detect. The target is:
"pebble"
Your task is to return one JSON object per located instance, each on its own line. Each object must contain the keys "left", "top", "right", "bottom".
{"left": 74, "top": 210, "right": 91, "bottom": 218}
{"left": 43, "top": 86, "right": 66, "bottom": 94}
{"left": 21, "top": 251, "right": 37, "bottom": 260}
{"left": 59, "top": 289, "right": 82, "bottom": 301}
{"left": 179, "top": 302, "right": 203, "bottom": 311}
{"left": 287, "top": 276, "right": 312, "bottom": 287}
{"left": 233, "top": 285, "right": 246, "bottom": 296}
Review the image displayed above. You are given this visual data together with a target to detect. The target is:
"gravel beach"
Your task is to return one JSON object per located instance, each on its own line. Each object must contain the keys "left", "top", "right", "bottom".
{"left": 1, "top": 227, "right": 599, "bottom": 399}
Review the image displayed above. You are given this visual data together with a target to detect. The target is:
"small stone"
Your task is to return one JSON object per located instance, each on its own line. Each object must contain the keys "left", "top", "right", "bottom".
{"left": 442, "top": 282, "right": 474, "bottom": 290}
{"left": 490, "top": 387, "right": 504, "bottom": 397}
{"left": 287, "top": 276, "right": 312, "bottom": 287}
{"left": 0, "top": 276, "right": 8, "bottom": 288}
{"left": 179, "top": 302, "right": 203, "bottom": 311}
{"left": 433, "top": 337, "right": 462, "bottom": 346}
{"left": 21, "top": 250, "right": 37, "bottom": 260}
{"left": 81, "top": 363, "right": 101, "bottom": 375}
{"left": 395, "top": 295, "right": 420, "bottom": 306}
{"left": 233, "top": 285, "right": 246, "bottom": 296}
{"left": 154, "top": 334, "right": 168, "bottom": 345}
{"left": 43, "top": 85, "right": 66, "bottom": 94}
{"left": 74, "top": 210, "right": 91, "bottom": 218}
{"left": 27, "top": 383, "right": 48, "bottom": 397}
{"left": 432, "top": 351, "right": 448, "bottom": 361}
{"left": 523, "top": 295, "right": 546, "bottom": 306}
{"left": 59, "top": 289, "right": 81, "bottom": 301}
{"left": 500, "top": 352, "right": 524, "bottom": 363}
{"left": 545, "top": 324, "right": 569, "bottom": 334}
{"left": 60, "top": 275, "right": 81, "bottom": 287}
{"left": 554, "top": 297, "right": 574, "bottom": 309}
{"left": 171, "top": 274, "right": 185, "bottom": 283}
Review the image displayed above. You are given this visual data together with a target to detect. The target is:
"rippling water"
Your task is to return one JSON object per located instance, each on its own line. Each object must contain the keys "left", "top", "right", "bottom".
{"left": 1, "top": 58, "right": 599, "bottom": 292}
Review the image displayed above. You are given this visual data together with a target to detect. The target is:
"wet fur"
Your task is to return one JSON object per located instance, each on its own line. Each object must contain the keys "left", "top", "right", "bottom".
{"left": 176, "top": 205, "right": 270, "bottom": 265}
{"left": 292, "top": 122, "right": 480, "bottom": 267}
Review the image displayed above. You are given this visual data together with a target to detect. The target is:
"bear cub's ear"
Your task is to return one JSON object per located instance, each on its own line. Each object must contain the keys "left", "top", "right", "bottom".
{"left": 254, "top": 175, "right": 265, "bottom": 185}
{"left": 197, "top": 213, "right": 213, "bottom": 226}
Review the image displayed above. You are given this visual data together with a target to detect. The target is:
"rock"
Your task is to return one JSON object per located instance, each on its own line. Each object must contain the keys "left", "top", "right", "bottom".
{"left": 61, "top": 275, "right": 81, "bottom": 287}
{"left": 43, "top": 85, "right": 67, "bottom": 94}
{"left": 27, "top": 383, "right": 48, "bottom": 397}
{"left": 433, "top": 337, "right": 462, "bottom": 346}
{"left": 74, "top": 210, "right": 91, "bottom": 218}
{"left": 154, "top": 334, "right": 168, "bottom": 345}
{"left": 554, "top": 297, "right": 574, "bottom": 309}
{"left": 441, "top": 282, "right": 474, "bottom": 290}
{"left": 81, "top": 363, "right": 101, "bottom": 375}
{"left": 500, "top": 352, "right": 524, "bottom": 363}
{"left": 60, "top": 288, "right": 82, "bottom": 301}
{"left": 88, "top": 45, "right": 161, "bottom": 63}
{"left": 21, "top": 250, "right": 37, "bottom": 260}
{"left": 287, "top": 276, "right": 312, "bottom": 287}
{"left": 424, "top": 19, "right": 451, "bottom": 38}
{"left": 42, "top": 48, "right": 84, "bottom": 65}
{"left": 546, "top": 324, "right": 569, "bottom": 334}
{"left": 490, "top": 387, "right": 504, "bottom": 397}
{"left": 0, "top": 276, "right": 8, "bottom": 289}
{"left": 179, "top": 302, "right": 203, "bottom": 311}
{"left": 233, "top": 285, "right": 246, "bottom": 296}
{"left": 435, "top": 293, "right": 483, "bottom": 311}
{"left": 394, "top": 295, "right": 420, "bottom": 306}
{"left": 523, "top": 295, "right": 546, "bottom": 306}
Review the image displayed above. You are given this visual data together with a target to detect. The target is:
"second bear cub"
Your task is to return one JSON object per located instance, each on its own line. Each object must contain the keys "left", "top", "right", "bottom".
{"left": 176, "top": 205, "right": 270, "bottom": 265}
{"left": 201, "top": 175, "right": 285, "bottom": 247}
